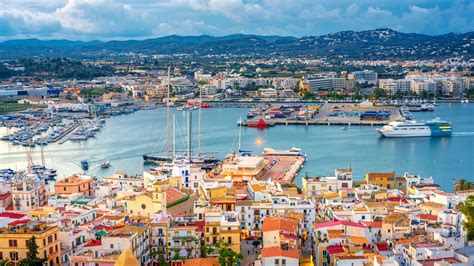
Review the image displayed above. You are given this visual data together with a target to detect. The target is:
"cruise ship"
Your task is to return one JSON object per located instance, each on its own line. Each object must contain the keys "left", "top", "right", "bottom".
{"left": 376, "top": 118, "right": 452, "bottom": 137}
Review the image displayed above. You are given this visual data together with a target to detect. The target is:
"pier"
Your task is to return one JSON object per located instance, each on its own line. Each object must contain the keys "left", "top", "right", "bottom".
{"left": 242, "top": 102, "right": 404, "bottom": 127}
{"left": 54, "top": 123, "right": 80, "bottom": 144}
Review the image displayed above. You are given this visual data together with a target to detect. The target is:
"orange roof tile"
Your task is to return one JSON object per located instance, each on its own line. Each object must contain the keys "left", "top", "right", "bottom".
{"left": 262, "top": 246, "right": 299, "bottom": 259}
{"left": 262, "top": 217, "right": 298, "bottom": 233}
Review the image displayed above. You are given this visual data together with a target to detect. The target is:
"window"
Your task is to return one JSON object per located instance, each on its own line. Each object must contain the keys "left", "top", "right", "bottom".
{"left": 282, "top": 259, "right": 286, "bottom": 265}
{"left": 110, "top": 244, "right": 114, "bottom": 249}
{"left": 10, "top": 252, "right": 18, "bottom": 261}
{"left": 0, "top": 252, "right": 3, "bottom": 260}
{"left": 9, "top": 240, "right": 17, "bottom": 247}
{"left": 228, "top": 237, "right": 232, "bottom": 244}
{"left": 275, "top": 259, "right": 280, "bottom": 265}
{"left": 64, "top": 187, "right": 66, "bottom": 191}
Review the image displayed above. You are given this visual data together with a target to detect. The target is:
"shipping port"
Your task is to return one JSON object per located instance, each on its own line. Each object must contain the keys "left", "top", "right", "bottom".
{"left": 241, "top": 101, "right": 407, "bottom": 128}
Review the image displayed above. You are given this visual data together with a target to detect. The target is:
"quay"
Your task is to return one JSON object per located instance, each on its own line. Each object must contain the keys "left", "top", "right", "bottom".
{"left": 242, "top": 102, "right": 404, "bottom": 127}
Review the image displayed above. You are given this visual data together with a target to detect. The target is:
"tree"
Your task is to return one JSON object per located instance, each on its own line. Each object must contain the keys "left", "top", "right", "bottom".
{"left": 457, "top": 196, "right": 474, "bottom": 241}
{"left": 216, "top": 240, "right": 242, "bottom": 266}
{"left": 0, "top": 260, "right": 13, "bottom": 266}
{"left": 372, "top": 88, "right": 385, "bottom": 99}
{"left": 20, "top": 236, "right": 46, "bottom": 266}
{"left": 200, "top": 242, "right": 214, "bottom": 258}
{"left": 455, "top": 179, "right": 473, "bottom": 191}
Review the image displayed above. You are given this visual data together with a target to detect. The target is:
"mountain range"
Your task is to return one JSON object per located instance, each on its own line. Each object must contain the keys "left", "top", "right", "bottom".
{"left": 0, "top": 29, "right": 472, "bottom": 60}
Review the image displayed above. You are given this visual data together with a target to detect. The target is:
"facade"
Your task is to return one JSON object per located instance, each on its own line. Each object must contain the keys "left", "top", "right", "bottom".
{"left": 365, "top": 172, "right": 407, "bottom": 193}
{"left": 11, "top": 179, "right": 47, "bottom": 212}
{"left": 54, "top": 174, "right": 93, "bottom": 196}
{"left": 0, "top": 222, "right": 61, "bottom": 266}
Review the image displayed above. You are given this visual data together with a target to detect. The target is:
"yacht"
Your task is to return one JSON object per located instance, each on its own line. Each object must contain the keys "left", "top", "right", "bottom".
{"left": 376, "top": 118, "right": 452, "bottom": 137}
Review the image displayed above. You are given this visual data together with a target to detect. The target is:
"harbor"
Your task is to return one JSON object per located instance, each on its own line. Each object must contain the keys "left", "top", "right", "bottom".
{"left": 242, "top": 102, "right": 408, "bottom": 128}
{"left": 0, "top": 104, "right": 472, "bottom": 190}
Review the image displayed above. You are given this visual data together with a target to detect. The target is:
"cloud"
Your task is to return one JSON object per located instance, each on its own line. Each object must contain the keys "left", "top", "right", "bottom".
{"left": 0, "top": 0, "right": 472, "bottom": 40}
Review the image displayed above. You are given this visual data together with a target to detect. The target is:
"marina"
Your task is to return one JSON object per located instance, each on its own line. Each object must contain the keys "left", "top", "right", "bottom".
{"left": 0, "top": 103, "right": 473, "bottom": 190}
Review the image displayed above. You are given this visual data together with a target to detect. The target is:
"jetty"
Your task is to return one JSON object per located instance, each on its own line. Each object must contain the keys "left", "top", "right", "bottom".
{"left": 241, "top": 102, "right": 405, "bottom": 127}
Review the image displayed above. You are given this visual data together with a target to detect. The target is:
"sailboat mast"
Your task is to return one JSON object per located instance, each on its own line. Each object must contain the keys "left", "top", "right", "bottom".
{"left": 172, "top": 114, "right": 176, "bottom": 158}
{"left": 238, "top": 116, "right": 242, "bottom": 151}
{"left": 187, "top": 112, "right": 192, "bottom": 161}
{"left": 198, "top": 86, "right": 202, "bottom": 155}
{"left": 166, "top": 66, "right": 171, "bottom": 157}
{"left": 41, "top": 144, "right": 45, "bottom": 167}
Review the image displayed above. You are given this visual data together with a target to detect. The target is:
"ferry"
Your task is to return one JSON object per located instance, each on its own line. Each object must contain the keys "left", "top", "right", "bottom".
{"left": 262, "top": 147, "right": 306, "bottom": 157}
{"left": 376, "top": 118, "right": 452, "bottom": 137}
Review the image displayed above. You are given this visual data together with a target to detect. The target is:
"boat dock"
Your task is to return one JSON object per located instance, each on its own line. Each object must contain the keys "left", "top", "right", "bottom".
{"left": 54, "top": 123, "right": 80, "bottom": 144}
{"left": 256, "top": 155, "right": 306, "bottom": 183}
{"left": 242, "top": 102, "right": 405, "bottom": 127}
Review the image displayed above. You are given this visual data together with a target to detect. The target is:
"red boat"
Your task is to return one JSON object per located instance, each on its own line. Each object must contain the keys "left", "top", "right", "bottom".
{"left": 201, "top": 103, "right": 211, "bottom": 108}
{"left": 247, "top": 119, "right": 270, "bottom": 128}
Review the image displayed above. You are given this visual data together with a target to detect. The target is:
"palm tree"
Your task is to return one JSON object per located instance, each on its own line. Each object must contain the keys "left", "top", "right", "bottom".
{"left": 455, "top": 179, "right": 473, "bottom": 191}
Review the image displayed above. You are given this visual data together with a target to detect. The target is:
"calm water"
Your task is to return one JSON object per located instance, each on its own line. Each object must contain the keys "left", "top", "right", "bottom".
{"left": 1, "top": 104, "right": 473, "bottom": 191}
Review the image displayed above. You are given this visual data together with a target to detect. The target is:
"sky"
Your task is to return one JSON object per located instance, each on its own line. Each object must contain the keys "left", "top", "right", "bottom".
{"left": 0, "top": 0, "right": 472, "bottom": 41}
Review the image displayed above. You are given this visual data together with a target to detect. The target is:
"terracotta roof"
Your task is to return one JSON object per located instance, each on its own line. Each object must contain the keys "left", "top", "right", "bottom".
{"left": 9, "top": 219, "right": 30, "bottom": 226}
{"left": 362, "top": 221, "right": 382, "bottom": 228}
{"left": 0, "top": 212, "right": 25, "bottom": 219}
{"left": 314, "top": 220, "right": 365, "bottom": 229}
{"left": 417, "top": 214, "right": 438, "bottom": 221}
{"left": 84, "top": 239, "right": 102, "bottom": 247}
{"left": 262, "top": 217, "right": 298, "bottom": 233}
{"left": 166, "top": 187, "right": 187, "bottom": 205}
{"left": 327, "top": 245, "right": 345, "bottom": 254}
{"left": 182, "top": 258, "right": 219, "bottom": 266}
{"left": 262, "top": 246, "right": 299, "bottom": 259}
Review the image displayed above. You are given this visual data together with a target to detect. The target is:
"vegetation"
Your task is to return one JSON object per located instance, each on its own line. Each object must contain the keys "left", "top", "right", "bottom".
{"left": 0, "top": 260, "right": 13, "bottom": 266}
{"left": 20, "top": 236, "right": 46, "bottom": 266}
{"left": 0, "top": 64, "right": 13, "bottom": 79}
{"left": 455, "top": 179, "right": 474, "bottom": 192}
{"left": 457, "top": 196, "right": 474, "bottom": 241}
{"left": 209, "top": 240, "right": 242, "bottom": 266}
{"left": 1, "top": 58, "right": 116, "bottom": 80}
{"left": 467, "top": 89, "right": 474, "bottom": 99}
{"left": 0, "top": 101, "right": 31, "bottom": 114}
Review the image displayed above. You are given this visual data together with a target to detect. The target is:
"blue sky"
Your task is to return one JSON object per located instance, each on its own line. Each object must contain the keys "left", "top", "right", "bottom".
{"left": 0, "top": 0, "right": 472, "bottom": 40}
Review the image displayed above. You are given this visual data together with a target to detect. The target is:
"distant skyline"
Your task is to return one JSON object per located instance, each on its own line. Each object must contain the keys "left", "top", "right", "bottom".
{"left": 0, "top": 0, "right": 473, "bottom": 41}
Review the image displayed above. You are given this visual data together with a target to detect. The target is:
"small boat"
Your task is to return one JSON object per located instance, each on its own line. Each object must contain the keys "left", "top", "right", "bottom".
{"left": 247, "top": 119, "right": 270, "bottom": 128}
{"left": 340, "top": 126, "right": 348, "bottom": 130}
{"left": 81, "top": 160, "right": 89, "bottom": 170}
{"left": 100, "top": 161, "right": 111, "bottom": 168}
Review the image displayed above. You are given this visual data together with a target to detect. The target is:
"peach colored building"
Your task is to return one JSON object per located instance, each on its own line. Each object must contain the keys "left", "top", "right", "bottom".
{"left": 54, "top": 174, "right": 94, "bottom": 196}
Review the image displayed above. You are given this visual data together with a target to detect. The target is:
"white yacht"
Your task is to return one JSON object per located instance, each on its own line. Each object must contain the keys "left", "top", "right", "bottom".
{"left": 377, "top": 119, "right": 452, "bottom": 137}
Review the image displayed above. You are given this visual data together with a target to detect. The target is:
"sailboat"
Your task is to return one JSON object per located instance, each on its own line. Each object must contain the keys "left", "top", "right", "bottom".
{"left": 142, "top": 71, "right": 219, "bottom": 166}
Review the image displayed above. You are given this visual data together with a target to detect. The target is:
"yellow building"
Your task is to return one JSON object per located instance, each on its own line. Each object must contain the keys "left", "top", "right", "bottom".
{"left": 124, "top": 181, "right": 168, "bottom": 218}
{"left": 0, "top": 221, "right": 61, "bottom": 265}
{"left": 365, "top": 172, "right": 407, "bottom": 193}
{"left": 204, "top": 208, "right": 241, "bottom": 253}
{"left": 28, "top": 206, "right": 56, "bottom": 220}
